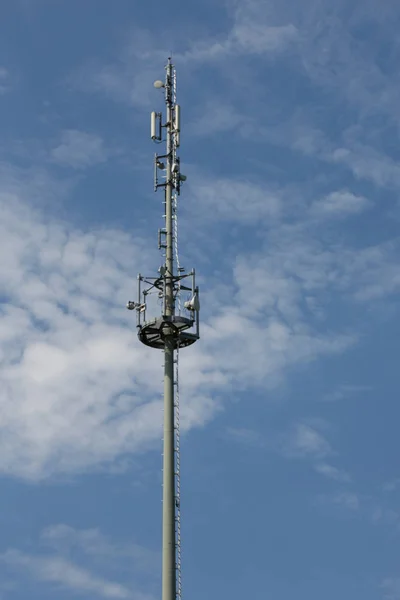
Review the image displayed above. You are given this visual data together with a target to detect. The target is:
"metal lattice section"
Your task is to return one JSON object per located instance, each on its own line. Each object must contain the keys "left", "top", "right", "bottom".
{"left": 172, "top": 67, "right": 182, "bottom": 316}
{"left": 172, "top": 64, "right": 182, "bottom": 600}
{"left": 173, "top": 193, "right": 181, "bottom": 315}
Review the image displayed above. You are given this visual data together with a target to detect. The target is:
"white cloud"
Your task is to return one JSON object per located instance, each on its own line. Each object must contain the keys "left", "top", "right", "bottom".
{"left": 283, "top": 423, "right": 331, "bottom": 459}
{"left": 314, "top": 463, "right": 351, "bottom": 483}
{"left": 225, "top": 427, "right": 263, "bottom": 447}
{"left": 189, "top": 101, "right": 251, "bottom": 136}
{"left": 169, "top": 1, "right": 400, "bottom": 195}
{"left": 70, "top": 3, "right": 298, "bottom": 108}
{"left": 263, "top": 0, "right": 400, "bottom": 126}
{"left": 383, "top": 479, "right": 400, "bottom": 493}
{"left": 318, "top": 491, "right": 361, "bottom": 513}
{"left": 185, "top": 173, "right": 281, "bottom": 224}
{"left": 317, "top": 489, "right": 400, "bottom": 535}
{"left": 371, "top": 507, "right": 399, "bottom": 528}
{"left": 51, "top": 130, "right": 108, "bottom": 169}
{"left": 322, "top": 384, "right": 372, "bottom": 402}
{"left": 382, "top": 578, "right": 400, "bottom": 600}
{"left": 0, "top": 550, "right": 131, "bottom": 599}
{"left": 235, "top": 23, "right": 297, "bottom": 54}
{"left": 249, "top": 116, "right": 400, "bottom": 195}
{"left": 231, "top": 222, "right": 400, "bottom": 321}
{"left": 179, "top": 22, "right": 297, "bottom": 62}
{"left": 1, "top": 153, "right": 398, "bottom": 482}
{"left": 332, "top": 145, "right": 400, "bottom": 190}
{"left": 205, "top": 0, "right": 298, "bottom": 58}
{"left": 0, "top": 169, "right": 164, "bottom": 480}
{"left": 68, "top": 30, "right": 167, "bottom": 108}
{"left": 311, "top": 190, "right": 372, "bottom": 218}
{"left": 0, "top": 67, "right": 10, "bottom": 95}
{"left": 347, "top": 241, "right": 400, "bottom": 302}
{"left": 0, "top": 163, "right": 360, "bottom": 481}
{"left": 332, "top": 491, "right": 360, "bottom": 511}
{"left": 0, "top": 524, "right": 156, "bottom": 599}
{"left": 41, "top": 524, "right": 158, "bottom": 574}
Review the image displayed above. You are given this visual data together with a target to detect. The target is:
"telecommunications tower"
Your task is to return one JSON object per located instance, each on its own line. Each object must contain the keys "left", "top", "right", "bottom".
{"left": 127, "top": 58, "right": 200, "bottom": 600}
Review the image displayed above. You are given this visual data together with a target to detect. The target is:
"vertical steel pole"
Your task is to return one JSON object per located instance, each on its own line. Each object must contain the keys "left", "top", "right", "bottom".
{"left": 162, "top": 58, "right": 176, "bottom": 600}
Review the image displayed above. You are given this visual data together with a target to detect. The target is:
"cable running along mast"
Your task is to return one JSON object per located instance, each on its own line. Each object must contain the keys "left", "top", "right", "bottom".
{"left": 127, "top": 58, "right": 200, "bottom": 600}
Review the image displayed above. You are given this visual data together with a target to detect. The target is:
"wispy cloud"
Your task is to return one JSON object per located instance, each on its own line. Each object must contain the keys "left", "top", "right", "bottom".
{"left": 42, "top": 525, "right": 158, "bottom": 574}
{"left": 232, "top": 22, "right": 297, "bottom": 55}
{"left": 316, "top": 490, "right": 400, "bottom": 537}
{"left": 332, "top": 491, "right": 360, "bottom": 511}
{"left": 371, "top": 507, "right": 400, "bottom": 529}
{"left": 322, "top": 384, "right": 372, "bottom": 403}
{"left": 69, "top": 2, "right": 298, "bottom": 109}
{"left": 310, "top": 190, "right": 372, "bottom": 218}
{"left": 224, "top": 427, "right": 263, "bottom": 447}
{"left": 332, "top": 145, "right": 400, "bottom": 190}
{"left": 1, "top": 550, "right": 131, "bottom": 598}
{"left": 182, "top": 0, "right": 300, "bottom": 62}
{"left": 314, "top": 463, "right": 351, "bottom": 483}
{"left": 231, "top": 219, "right": 400, "bottom": 320}
{"left": 0, "top": 164, "right": 165, "bottom": 479}
{"left": 281, "top": 422, "right": 352, "bottom": 484}
{"left": 316, "top": 490, "right": 361, "bottom": 514}
{"left": 383, "top": 479, "right": 400, "bottom": 493}
{"left": 382, "top": 578, "right": 400, "bottom": 599}
{"left": 0, "top": 67, "right": 10, "bottom": 95}
{"left": 51, "top": 130, "right": 109, "bottom": 169}
{"left": 188, "top": 101, "right": 251, "bottom": 137}
{"left": 177, "top": 22, "right": 298, "bottom": 63}
{"left": 282, "top": 423, "right": 332, "bottom": 460}
{"left": 185, "top": 172, "right": 281, "bottom": 224}
{"left": 0, "top": 524, "right": 156, "bottom": 599}
{"left": 0, "top": 161, "right": 357, "bottom": 481}
{"left": 68, "top": 30, "right": 166, "bottom": 108}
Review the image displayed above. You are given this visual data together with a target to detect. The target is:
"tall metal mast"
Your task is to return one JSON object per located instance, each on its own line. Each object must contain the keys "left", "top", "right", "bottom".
{"left": 127, "top": 58, "right": 200, "bottom": 600}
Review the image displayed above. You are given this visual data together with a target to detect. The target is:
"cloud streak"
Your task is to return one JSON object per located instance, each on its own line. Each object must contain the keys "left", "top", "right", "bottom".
{"left": 51, "top": 130, "right": 109, "bottom": 169}
{"left": 0, "top": 66, "right": 10, "bottom": 95}
{"left": 283, "top": 422, "right": 332, "bottom": 459}
{"left": 310, "top": 190, "right": 372, "bottom": 218}
{"left": 1, "top": 550, "right": 131, "bottom": 599}
{"left": 42, "top": 524, "right": 158, "bottom": 574}
{"left": 314, "top": 463, "right": 351, "bottom": 483}
{"left": 0, "top": 524, "right": 156, "bottom": 599}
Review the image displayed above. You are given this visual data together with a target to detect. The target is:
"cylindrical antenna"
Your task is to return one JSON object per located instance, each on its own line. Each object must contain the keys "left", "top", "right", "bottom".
{"left": 151, "top": 111, "right": 158, "bottom": 140}
{"left": 175, "top": 105, "right": 181, "bottom": 147}
{"left": 175, "top": 105, "right": 181, "bottom": 132}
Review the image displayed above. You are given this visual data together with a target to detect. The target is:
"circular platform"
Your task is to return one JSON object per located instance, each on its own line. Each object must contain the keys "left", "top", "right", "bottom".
{"left": 138, "top": 316, "right": 198, "bottom": 349}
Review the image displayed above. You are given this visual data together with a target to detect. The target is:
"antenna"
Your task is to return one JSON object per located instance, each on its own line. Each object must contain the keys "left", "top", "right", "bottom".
{"left": 127, "top": 58, "right": 200, "bottom": 600}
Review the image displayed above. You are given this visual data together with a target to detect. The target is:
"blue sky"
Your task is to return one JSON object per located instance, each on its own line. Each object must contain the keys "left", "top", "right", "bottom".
{"left": 0, "top": 0, "right": 400, "bottom": 598}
